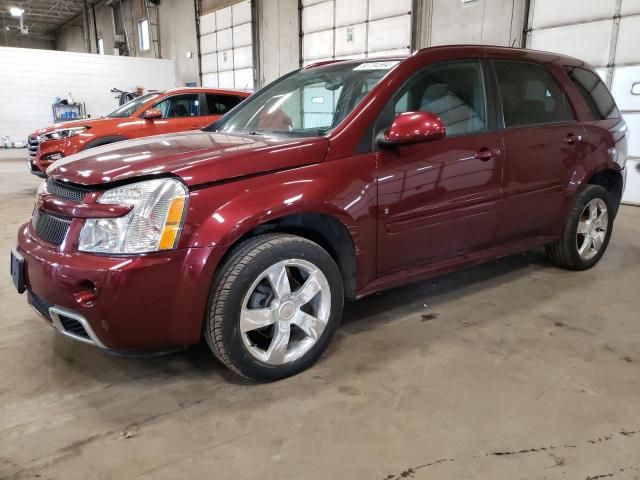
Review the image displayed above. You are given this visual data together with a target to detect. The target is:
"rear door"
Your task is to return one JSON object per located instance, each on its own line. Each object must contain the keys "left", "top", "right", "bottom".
{"left": 376, "top": 59, "right": 504, "bottom": 274}
{"left": 492, "top": 60, "right": 588, "bottom": 242}
{"left": 203, "top": 93, "right": 245, "bottom": 124}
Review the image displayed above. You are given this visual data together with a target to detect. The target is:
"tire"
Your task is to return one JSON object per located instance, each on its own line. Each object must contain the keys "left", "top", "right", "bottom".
{"left": 204, "top": 233, "right": 344, "bottom": 381}
{"left": 546, "top": 185, "right": 614, "bottom": 270}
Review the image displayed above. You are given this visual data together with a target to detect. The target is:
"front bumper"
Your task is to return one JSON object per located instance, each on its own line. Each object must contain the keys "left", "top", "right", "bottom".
{"left": 16, "top": 223, "right": 221, "bottom": 352}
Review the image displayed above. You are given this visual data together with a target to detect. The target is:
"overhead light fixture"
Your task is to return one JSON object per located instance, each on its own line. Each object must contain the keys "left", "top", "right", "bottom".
{"left": 9, "top": 6, "right": 24, "bottom": 17}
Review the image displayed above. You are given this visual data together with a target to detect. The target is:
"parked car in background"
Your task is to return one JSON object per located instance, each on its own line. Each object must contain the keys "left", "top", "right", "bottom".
{"left": 12, "top": 46, "right": 627, "bottom": 381}
{"left": 27, "top": 87, "right": 250, "bottom": 177}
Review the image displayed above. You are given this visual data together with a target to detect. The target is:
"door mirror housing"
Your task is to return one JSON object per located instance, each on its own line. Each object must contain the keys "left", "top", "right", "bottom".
{"left": 143, "top": 108, "right": 163, "bottom": 120}
{"left": 377, "top": 111, "right": 446, "bottom": 148}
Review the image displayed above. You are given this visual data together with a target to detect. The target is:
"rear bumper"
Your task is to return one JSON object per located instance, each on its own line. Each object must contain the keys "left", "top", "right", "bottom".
{"left": 16, "top": 223, "right": 222, "bottom": 351}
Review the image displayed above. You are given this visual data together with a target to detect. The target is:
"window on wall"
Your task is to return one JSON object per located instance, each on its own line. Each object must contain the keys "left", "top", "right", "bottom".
{"left": 138, "top": 18, "right": 150, "bottom": 51}
{"left": 393, "top": 61, "right": 487, "bottom": 136}
{"left": 564, "top": 66, "right": 620, "bottom": 120}
{"left": 97, "top": 38, "right": 104, "bottom": 55}
{"left": 493, "top": 61, "right": 574, "bottom": 128}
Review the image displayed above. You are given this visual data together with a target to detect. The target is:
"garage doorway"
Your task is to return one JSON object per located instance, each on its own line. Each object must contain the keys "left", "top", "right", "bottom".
{"left": 199, "top": 0, "right": 254, "bottom": 90}
{"left": 300, "top": 0, "right": 413, "bottom": 66}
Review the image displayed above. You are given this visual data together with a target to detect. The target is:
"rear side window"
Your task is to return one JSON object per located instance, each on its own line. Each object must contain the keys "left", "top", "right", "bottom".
{"left": 206, "top": 94, "right": 244, "bottom": 115}
{"left": 564, "top": 66, "right": 620, "bottom": 120}
{"left": 493, "top": 61, "right": 574, "bottom": 128}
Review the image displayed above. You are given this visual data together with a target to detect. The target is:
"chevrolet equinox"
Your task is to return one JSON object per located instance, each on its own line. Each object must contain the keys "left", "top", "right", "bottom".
{"left": 11, "top": 46, "right": 628, "bottom": 381}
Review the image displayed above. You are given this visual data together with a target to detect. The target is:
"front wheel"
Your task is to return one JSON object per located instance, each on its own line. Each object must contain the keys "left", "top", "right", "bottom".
{"left": 546, "top": 185, "right": 614, "bottom": 270}
{"left": 204, "top": 234, "right": 344, "bottom": 381}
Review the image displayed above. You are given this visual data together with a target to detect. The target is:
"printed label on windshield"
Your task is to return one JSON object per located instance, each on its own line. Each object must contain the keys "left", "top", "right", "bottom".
{"left": 354, "top": 61, "right": 400, "bottom": 71}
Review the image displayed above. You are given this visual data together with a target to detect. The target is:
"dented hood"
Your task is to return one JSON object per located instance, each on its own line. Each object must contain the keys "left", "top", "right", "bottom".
{"left": 46, "top": 131, "right": 330, "bottom": 187}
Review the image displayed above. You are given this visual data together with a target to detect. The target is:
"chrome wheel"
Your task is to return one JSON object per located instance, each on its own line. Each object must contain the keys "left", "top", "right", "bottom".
{"left": 577, "top": 198, "right": 608, "bottom": 260}
{"left": 240, "top": 259, "right": 331, "bottom": 365}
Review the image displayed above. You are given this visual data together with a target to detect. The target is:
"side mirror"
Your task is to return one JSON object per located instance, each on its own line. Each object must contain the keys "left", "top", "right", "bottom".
{"left": 143, "top": 108, "right": 163, "bottom": 120}
{"left": 377, "top": 111, "right": 446, "bottom": 148}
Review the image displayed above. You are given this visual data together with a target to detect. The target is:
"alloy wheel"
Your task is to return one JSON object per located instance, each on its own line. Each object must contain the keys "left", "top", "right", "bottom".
{"left": 576, "top": 198, "right": 608, "bottom": 260}
{"left": 239, "top": 259, "right": 331, "bottom": 365}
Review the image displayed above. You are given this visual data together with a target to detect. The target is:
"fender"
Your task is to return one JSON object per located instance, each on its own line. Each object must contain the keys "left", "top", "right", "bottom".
{"left": 180, "top": 153, "right": 379, "bottom": 289}
{"left": 80, "top": 135, "right": 128, "bottom": 151}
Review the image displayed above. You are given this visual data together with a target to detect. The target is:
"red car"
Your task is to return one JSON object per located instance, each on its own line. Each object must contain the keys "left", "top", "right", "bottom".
{"left": 27, "top": 87, "right": 250, "bottom": 177}
{"left": 12, "top": 46, "right": 627, "bottom": 381}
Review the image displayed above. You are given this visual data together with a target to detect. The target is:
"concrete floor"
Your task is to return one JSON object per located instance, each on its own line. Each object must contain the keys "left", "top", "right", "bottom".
{"left": 0, "top": 149, "right": 639, "bottom": 480}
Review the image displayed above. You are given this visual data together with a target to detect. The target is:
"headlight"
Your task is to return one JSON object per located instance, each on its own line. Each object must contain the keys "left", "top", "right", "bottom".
{"left": 41, "top": 126, "right": 89, "bottom": 141}
{"left": 78, "top": 178, "right": 188, "bottom": 254}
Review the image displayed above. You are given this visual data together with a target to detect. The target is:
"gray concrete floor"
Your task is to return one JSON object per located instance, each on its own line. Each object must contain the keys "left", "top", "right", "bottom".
{"left": 0, "top": 149, "right": 639, "bottom": 480}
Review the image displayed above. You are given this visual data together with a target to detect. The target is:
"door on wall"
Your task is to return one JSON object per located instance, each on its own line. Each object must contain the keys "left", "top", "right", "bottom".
{"left": 199, "top": 0, "right": 254, "bottom": 91}
{"left": 526, "top": 0, "right": 640, "bottom": 204}
{"left": 300, "top": 0, "right": 413, "bottom": 66}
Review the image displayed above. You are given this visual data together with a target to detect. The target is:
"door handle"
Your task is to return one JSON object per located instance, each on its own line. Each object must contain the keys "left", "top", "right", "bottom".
{"left": 563, "top": 133, "right": 582, "bottom": 145}
{"left": 474, "top": 147, "right": 494, "bottom": 161}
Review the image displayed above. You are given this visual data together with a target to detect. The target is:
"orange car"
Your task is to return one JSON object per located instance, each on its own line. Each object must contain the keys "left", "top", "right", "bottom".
{"left": 27, "top": 87, "right": 250, "bottom": 177}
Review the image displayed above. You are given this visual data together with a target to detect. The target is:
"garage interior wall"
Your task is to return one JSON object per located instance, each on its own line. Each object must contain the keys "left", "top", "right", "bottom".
{"left": 256, "top": 0, "right": 299, "bottom": 86}
{"left": 0, "top": 33, "right": 54, "bottom": 50}
{"left": 55, "top": 0, "right": 199, "bottom": 86}
{"left": 527, "top": 0, "right": 640, "bottom": 204}
{"left": 0, "top": 46, "right": 176, "bottom": 141}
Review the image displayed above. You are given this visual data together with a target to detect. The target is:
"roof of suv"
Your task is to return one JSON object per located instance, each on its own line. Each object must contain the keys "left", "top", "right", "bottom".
{"left": 162, "top": 87, "right": 252, "bottom": 96}
{"left": 304, "top": 45, "right": 589, "bottom": 71}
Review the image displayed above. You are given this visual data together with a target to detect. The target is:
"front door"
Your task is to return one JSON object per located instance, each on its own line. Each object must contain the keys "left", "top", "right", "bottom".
{"left": 146, "top": 93, "right": 203, "bottom": 135}
{"left": 376, "top": 60, "right": 504, "bottom": 275}
{"left": 491, "top": 60, "right": 588, "bottom": 241}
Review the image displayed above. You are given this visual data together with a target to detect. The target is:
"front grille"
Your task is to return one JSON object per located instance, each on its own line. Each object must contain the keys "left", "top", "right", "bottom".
{"left": 58, "top": 315, "right": 90, "bottom": 339}
{"left": 32, "top": 210, "right": 72, "bottom": 245}
{"left": 46, "top": 178, "right": 90, "bottom": 202}
{"left": 28, "top": 135, "right": 40, "bottom": 158}
{"left": 28, "top": 290, "right": 52, "bottom": 320}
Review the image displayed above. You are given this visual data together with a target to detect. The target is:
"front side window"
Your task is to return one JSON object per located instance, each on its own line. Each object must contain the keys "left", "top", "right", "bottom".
{"left": 494, "top": 61, "right": 574, "bottom": 128}
{"left": 214, "top": 60, "right": 399, "bottom": 137}
{"left": 564, "top": 66, "right": 620, "bottom": 120}
{"left": 154, "top": 94, "right": 200, "bottom": 118}
{"left": 107, "top": 92, "right": 161, "bottom": 118}
{"left": 392, "top": 60, "right": 487, "bottom": 136}
{"left": 206, "top": 94, "right": 244, "bottom": 115}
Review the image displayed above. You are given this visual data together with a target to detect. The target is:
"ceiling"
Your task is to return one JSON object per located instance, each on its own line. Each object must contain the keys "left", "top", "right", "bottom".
{"left": 0, "top": 0, "right": 93, "bottom": 36}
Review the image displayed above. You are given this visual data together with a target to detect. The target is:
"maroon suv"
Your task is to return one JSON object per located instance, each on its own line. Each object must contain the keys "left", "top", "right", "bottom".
{"left": 11, "top": 46, "right": 627, "bottom": 381}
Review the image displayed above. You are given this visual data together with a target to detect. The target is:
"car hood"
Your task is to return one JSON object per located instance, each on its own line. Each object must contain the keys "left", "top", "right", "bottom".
{"left": 33, "top": 117, "right": 121, "bottom": 136}
{"left": 46, "top": 131, "right": 330, "bottom": 187}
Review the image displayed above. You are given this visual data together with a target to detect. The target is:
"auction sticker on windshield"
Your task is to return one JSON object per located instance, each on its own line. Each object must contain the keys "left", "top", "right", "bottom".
{"left": 353, "top": 61, "right": 400, "bottom": 71}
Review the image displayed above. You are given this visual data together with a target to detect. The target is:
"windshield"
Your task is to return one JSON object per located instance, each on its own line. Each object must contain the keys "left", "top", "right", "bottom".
{"left": 214, "top": 60, "right": 399, "bottom": 137}
{"left": 107, "top": 92, "right": 162, "bottom": 118}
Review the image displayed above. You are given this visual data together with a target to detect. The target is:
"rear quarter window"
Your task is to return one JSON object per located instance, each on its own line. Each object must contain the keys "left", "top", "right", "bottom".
{"left": 564, "top": 66, "right": 621, "bottom": 120}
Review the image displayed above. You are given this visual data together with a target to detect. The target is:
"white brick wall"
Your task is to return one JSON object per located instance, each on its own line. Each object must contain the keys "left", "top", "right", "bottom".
{"left": 0, "top": 46, "right": 176, "bottom": 141}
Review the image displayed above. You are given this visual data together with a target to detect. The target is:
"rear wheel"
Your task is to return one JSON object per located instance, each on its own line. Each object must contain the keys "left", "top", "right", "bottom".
{"left": 546, "top": 185, "right": 614, "bottom": 270}
{"left": 204, "top": 234, "right": 344, "bottom": 381}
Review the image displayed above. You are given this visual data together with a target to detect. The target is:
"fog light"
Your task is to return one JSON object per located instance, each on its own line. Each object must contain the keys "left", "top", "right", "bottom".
{"left": 43, "top": 152, "right": 64, "bottom": 161}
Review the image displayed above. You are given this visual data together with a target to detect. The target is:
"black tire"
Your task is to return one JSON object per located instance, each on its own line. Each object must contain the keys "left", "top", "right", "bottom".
{"left": 204, "top": 233, "right": 344, "bottom": 381}
{"left": 546, "top": 185, "right": 614, "bottom": 270}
